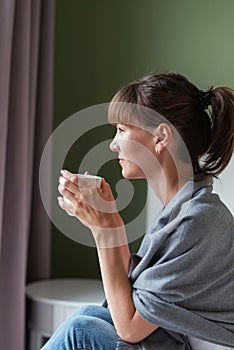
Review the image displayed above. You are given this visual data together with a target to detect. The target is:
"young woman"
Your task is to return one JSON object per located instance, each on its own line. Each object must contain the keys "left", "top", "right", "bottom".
{"left": 42, "top": 72, "right": 234, "bottom": 349}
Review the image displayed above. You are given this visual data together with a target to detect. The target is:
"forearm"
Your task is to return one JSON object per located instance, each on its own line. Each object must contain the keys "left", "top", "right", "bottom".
{"left": 94, "top": 225, "right": 131, "bottom": 274}
{"left": 96, "top": 239, "right": 135, "bottom": 340}
{"left": 93, "top": 227, "right": 158, "bottom": 343}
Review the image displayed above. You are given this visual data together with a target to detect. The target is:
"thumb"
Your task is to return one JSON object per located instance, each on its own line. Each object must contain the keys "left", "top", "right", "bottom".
{"left": 99, "top": 178, "right": 110, "bottom": 192}
{"left": 101, "top": 177, "right": 109, "bottom": 187}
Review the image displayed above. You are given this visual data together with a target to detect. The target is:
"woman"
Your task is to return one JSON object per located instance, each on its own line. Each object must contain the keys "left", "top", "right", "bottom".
{"left": 42, "top": 72, "right": 234, "bottom": 349}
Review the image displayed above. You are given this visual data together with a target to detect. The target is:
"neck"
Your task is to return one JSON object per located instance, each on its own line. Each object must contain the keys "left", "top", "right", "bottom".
{"left": 148, "top": 161, "right": 193, "bottom": 207}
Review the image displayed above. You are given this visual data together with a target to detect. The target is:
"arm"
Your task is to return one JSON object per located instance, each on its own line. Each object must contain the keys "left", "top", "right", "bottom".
{"left": 95, "top": 231, "right": 158, "bottom": 343}
{"left": 58, "top": 172, "right": 158, "bottom": 343}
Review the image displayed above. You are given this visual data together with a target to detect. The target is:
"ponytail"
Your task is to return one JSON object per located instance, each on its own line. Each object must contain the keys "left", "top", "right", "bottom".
{"left": 201, "top": 86, "right": 234, "bottom": 176}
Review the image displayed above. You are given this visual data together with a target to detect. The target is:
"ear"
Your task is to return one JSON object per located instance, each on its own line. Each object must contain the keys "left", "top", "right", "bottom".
{"left": 153, "top": 123, "right": 172, "bottom": 154}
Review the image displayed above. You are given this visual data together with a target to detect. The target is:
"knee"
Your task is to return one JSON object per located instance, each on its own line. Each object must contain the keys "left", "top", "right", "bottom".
{"left": 64, "top": 314, "right": 92, "bottom": 331}
{"left": 61, "top": 315, "right": 93, "bottom": 347}
{"left": 71, "top": 304, "right": 101, "bottom": 318}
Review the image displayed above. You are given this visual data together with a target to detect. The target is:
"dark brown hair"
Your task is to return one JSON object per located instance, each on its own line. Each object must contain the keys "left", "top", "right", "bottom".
{"left": 109, "top": 72, "right": 234, "bottom": 176}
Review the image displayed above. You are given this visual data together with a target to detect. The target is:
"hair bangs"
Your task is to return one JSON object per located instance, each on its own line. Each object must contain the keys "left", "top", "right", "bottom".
{"left": 108, "top": 84, "right": 140, "bottom": 125}
{"left": 108, "top": 100, "right": 138, "bottom": 125}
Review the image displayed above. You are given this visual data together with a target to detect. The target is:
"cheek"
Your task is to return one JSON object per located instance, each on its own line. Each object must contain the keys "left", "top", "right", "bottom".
{"left": 122, "top": 139, "right": 155, "bottom": 165}
{"left": 119, "top": 138, "right": 145, "bottom": 156}
{"left": 121, "top": 159, "right": 145, "bottom": 178}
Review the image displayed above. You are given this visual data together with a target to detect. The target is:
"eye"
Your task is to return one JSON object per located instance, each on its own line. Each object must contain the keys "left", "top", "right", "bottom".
{"left": 117, "top": 127, "right": 124, "bottom": 133}
{"left": 116, "top": 124, "right": 125, "bottom": 133}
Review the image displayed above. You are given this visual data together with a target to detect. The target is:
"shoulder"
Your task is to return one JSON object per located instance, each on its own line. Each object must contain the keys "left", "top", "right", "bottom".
{"left": 176, "top": 187, "right": 233, "bottom": 250}
{"left": 140, "top": 179, "right": 233, "bottom": 259}
{"left": 188, "top": 186, "right": 233, "bottom": 228}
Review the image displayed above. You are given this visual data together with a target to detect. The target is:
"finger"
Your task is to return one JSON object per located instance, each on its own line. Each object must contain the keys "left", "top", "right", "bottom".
{"left": 59, "top": 176, "right": 79, "bottom": 195}
{"left": 57, "top": 196, "right": 66, "bottom": 208}
{"left": 101, "top": 178, "right": 110, "bottom": 191}
{"left": 60, "top": 170, "right": 78, "bottom": 185}
{"left": 84, "top": 171, "right": 90, "bottom": 175}
{"left": 98, "top": 179, "right": 116, "bottom": 204}
{"left": 58, "top": 184, "right": 77, "bottom": 203}
{"left": 57, "top": 196, "right": 75, "bottom": 216}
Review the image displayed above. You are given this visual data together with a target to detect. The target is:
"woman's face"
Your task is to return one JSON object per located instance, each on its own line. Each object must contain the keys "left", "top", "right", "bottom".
{"left": 109, "top": 123, "right": 156, "bottom": 179}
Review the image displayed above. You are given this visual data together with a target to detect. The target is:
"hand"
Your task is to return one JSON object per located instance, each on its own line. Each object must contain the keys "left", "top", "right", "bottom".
{"left": 57, "top": 170, "right": 124, "bottom": 232}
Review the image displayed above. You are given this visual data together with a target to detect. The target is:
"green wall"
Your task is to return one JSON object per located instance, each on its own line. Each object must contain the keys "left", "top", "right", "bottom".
{"left": 149, "top": 0, "right": 234, "bottom": 87}
{"left": 52, "top": 0, "right": 234, "bottom": 278}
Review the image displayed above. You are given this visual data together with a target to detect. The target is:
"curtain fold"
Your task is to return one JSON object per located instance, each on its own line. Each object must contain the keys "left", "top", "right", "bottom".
{"left": 0, "top": 1, "right": 54, "bottom": 349}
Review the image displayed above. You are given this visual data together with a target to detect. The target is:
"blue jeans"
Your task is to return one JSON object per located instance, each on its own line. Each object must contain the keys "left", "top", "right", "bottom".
{"left": 40, "top": 305, "right": 119, "bottom": 350}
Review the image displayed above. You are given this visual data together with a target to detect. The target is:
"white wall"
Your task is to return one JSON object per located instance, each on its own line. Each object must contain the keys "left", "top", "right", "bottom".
{"left": 213, "top": 155, "right": 234, "bottom": 214}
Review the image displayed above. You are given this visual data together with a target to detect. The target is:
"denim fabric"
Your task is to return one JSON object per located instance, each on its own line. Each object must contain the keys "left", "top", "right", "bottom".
{"left": 40, "top": 305, "right": 119, "bottom": 350}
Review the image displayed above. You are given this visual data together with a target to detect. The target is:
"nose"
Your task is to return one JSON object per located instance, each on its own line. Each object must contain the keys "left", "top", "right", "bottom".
{"left": 109, "top": 136, "right": 120, "bottom": 153}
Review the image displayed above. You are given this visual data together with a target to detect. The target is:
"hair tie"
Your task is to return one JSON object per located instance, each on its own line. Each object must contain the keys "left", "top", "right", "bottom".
{"left": 197, "top": 90, "right": 211, "bottom": 110}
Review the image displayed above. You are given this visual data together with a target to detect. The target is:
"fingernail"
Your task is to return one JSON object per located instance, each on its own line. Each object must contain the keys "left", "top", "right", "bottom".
{"left": 60, "top": 170, "right": 65, "bottom": 175}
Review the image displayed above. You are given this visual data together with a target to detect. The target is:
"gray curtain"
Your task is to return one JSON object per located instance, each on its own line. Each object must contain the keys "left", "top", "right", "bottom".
{"left": 0, "top": 0, "right": 54, "bottom": 349}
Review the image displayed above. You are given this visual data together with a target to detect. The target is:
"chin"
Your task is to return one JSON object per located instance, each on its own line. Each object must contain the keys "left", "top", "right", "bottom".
{"left": 121, "top": 169, "right": 143, "bottom": 180}
{"left": 120, "top": 161, "right": 145, "bottom": 179}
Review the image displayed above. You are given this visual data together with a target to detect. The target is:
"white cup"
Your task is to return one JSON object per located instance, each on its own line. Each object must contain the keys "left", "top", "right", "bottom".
{"left": 63, "top": 174, "right": 102, "bottom": 215}
{"left": 75, "top": 174, "right": 102, "bottom": 189}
